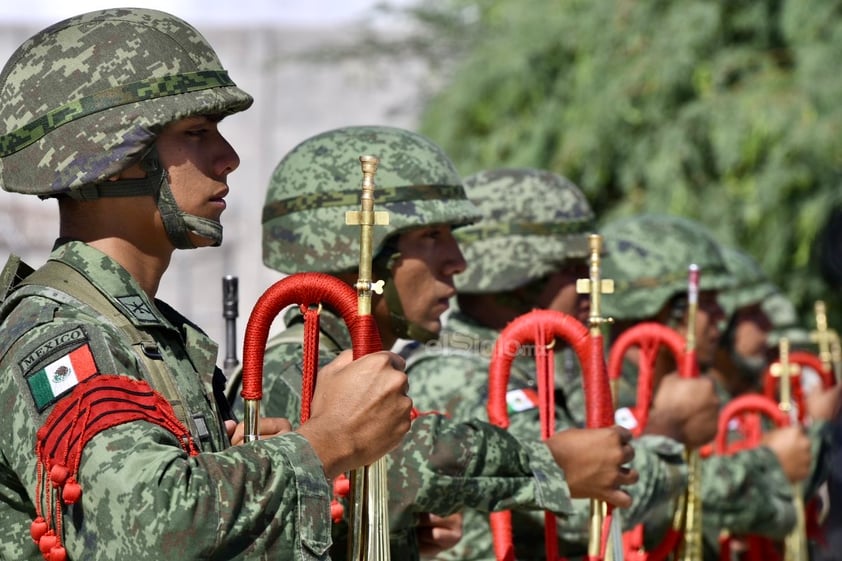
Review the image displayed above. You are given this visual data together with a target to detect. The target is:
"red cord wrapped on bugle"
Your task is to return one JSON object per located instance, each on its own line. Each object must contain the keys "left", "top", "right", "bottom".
{"left": 606, "top": 321, "right": 686, "bottom": 561}
{"left": 713, "top": 393, "right": 789, "bottom": 561}
{"left": 486, "top": 234, "right": 616, "bottom": 561}
{"left": 240, "top": 155, "right": 392, "bottom": 561}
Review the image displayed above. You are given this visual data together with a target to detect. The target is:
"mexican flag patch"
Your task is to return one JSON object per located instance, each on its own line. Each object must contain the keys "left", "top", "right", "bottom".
{"left": 506, "top": 388, "right": 539, "bottom": 413}
{"left": 26, "top": 343, "right": 98, "bottom": 411}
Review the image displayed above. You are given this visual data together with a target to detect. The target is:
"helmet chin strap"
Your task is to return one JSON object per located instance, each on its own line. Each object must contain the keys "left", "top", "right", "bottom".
{"left": 68, "top": 146, "right": 223, "bottom": 249}
{"left": 383, "top": 278, "right": 439, "bottom": 343}
{"left": 155, "top": 173, "right": 223, "bottom": 249}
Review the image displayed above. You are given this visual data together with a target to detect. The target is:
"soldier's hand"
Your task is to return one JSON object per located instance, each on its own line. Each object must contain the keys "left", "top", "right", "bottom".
{"left": 417, "top": 512, "right": 463, "bottom": 556}
{"left": 297, "top": 350, "right": 412, "bottom": 479}
{"left": 805, "top": 383, "right": 842, "bottom": 422}
{"left": 545, "top": 426, "right": 637, "bottom": 508}
{"left": 225, "top": 418, "right": 293, "bottom": 446}
{"left": 761, "top": 425, "right": 812, "bottom": 483}
{"left": 646, "top": 373, "right": 719, "bottom": 448}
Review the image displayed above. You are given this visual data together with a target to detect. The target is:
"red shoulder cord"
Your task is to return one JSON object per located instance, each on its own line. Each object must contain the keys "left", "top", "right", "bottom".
{"left": 605, "top": 322, "right": 687, "bottom": 561}
{"left": 31, "top": 375, "right": 199, "bottom": 561}
{"left": 240, "top": 272, "right": 417, "bottom": 523}
{"left": 486, "top": 309, "right": 614, "bottom": 561}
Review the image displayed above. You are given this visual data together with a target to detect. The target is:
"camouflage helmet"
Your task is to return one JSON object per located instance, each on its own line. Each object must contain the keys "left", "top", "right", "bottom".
{"left": 765, "top": 292, "right": 811, "bottom": 348}
{"left": 262, "top": 125, "right": 481, "bottom": 273}
{"left": 0, "top": 8, "right": 253, "bottom": 196}
{"left": 717, "top": 246, "right": 779, "bottom": 318}
{"left": 454, "top": 168, "right": 595, "bottom": 293}
{"left": 600, "top": 214, "right": 733, "bottom": 320}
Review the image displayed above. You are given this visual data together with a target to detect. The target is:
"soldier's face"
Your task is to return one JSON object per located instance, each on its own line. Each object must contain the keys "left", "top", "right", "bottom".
{"left": 156, "top": 115, "right": 241, "bottom": 247}
{"left": 389, "top": 225, "right": 467, "bottom": 336}
{"left": 731, "top": 303, "right": 773, "bottom": 362}
{"left": 535, "top": 262, "right": 590, "bottom": 322}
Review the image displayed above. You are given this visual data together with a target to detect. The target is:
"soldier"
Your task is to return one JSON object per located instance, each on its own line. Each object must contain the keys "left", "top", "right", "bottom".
{"left": 713, "top": 245, "right": 835, "bottom": 558}
{"left": 406, "top": 168, "right": 719, "bottom": 560}
{"left": 232, "top": 127, "right": 638, "bottom": 560}
{"left": 0, "top": 9, "right": 413, "bottom": 561}
{"left": 599, "top": 214, "right": 810, "bottom": 560}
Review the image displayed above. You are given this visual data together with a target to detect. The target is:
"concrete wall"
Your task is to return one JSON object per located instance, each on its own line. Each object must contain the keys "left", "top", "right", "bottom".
{"left": 0, "top": 22, "right": 430, "bottom": 353}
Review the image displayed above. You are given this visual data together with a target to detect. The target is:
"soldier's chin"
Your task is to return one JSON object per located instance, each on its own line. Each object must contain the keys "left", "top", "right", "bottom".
{"left": 425, "top": 319, "right": 443, "bottom": 336}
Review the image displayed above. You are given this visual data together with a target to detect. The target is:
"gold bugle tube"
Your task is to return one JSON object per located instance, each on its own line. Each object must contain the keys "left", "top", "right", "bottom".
{"left": 675, "top": 264, "right": 703, "bottom": 561}
{"left": 345, "top": 155, "right": 391, "bottom": 561}
{"left": 775, "top": 339, "right": 809, "bottom": 561}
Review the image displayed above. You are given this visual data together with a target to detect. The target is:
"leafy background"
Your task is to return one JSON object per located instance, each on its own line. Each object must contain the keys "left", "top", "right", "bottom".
{"left": 361, "top": 0, "right": 842, "bottom": 329}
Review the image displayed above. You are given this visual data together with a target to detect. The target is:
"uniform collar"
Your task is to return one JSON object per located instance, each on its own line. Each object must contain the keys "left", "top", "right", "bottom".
{"left": 49, "top": 240, "right": 176, "bottom": 329}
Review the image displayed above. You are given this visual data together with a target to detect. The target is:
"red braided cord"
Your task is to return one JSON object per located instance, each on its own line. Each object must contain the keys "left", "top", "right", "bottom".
{"left": 790, "top": 351, "right": 836, "bottom": 388}
{"left": 489, "top": 511, "right": 515, "bottom": 561}
{"left": 488, "top": 310, "right": 608, "bottom": 561}
{"left": 763, "top": 351, "right": 836, "bottom": 425}
{"left": 299, "top": 305, "right": 322, "bottom": 424}
{"left": 241, "top": 273, "right": 382, "bottom": 403}
{"left": 713, "top": 393, "right": 789, "bottom": 561}
{"left": 534, "top": 322, "right": 559, "bottom": 561}
{"left": 535, "top": 322, "right": 554, "bottom": 441}
{"left": 605, "top": 322, "right": 688, "bottom": 561}
{"left": 32, "top": 375, "right": 198, "bottom": 560}
{"left": 606, "top": 323, "right": 686, "bottom": 435}
{"left": 240, "top": 272, "right": 386, "bottom": 527}
{"left": 714, "top": 394, "right": 789, "bottom": 454}
{"left": 681, "top": 347, "right": 699, "bottom": 379}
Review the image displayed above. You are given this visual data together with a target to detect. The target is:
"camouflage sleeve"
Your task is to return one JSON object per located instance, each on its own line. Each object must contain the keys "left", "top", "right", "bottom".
{"left": 510, "top": 430, "right": 688, "bottom": 544}
{"left": 701, "top": 446, "right": 796, "bottom": 537}
{"left": 72, "top": 424, "right": 331, "bottom": 560}
{"left": 804, "top": 419, "right": 833, "bottom": 500}
{"left": 386, "top": 413, "right": 573, "bottom": 530}
{"left": 619, "top": 435, "right": 688, "bottom": 526}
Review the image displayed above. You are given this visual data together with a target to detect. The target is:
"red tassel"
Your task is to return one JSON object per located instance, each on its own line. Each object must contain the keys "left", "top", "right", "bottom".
{"left": 61, "top": 478, "right": 82, "bottom": 505}
{"left": 333, "top": 475, "right": 350, "bottom": 497}
{"left": 30, "top": 516, "right": 48, "bottom": 543}
{"left": 49, "top": 545, "right": 67, "bottom": 561}
{"left": 49, "top": 465, "right": 68, "bottom": 488}
{"left": 38, "top": 531, "right": 57, "bottom": 554}
{"left": 330, "top": 501, "right": 345, "bottom": 523}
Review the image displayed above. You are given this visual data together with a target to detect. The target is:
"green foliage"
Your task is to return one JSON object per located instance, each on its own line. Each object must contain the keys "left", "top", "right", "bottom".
{"left": 416, "top": 0, "right": 842, "bottom": 329}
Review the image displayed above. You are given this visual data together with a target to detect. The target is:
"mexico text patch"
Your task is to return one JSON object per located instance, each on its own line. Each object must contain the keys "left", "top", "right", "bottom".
{"left": 24, "top": 336, "right": 99, "bottom": 412}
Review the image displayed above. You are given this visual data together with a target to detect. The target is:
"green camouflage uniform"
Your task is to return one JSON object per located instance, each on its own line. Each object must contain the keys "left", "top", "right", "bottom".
{"left": 600, "top": 214, "right": 799, "bottom": 559}
{"left": 715, "top": 245, "right": 832, "bottom": 550}
{"left": 241, "top": 128, "right": 576, "bottom": 560}
{"left": 0, "top": 242, "right": 335, "bottom": 560}
{"left": 406, "top": 169, "right": 688, "bottom": 561}
{"left": 0, "top": 9, "right": 334, "bottom": 560}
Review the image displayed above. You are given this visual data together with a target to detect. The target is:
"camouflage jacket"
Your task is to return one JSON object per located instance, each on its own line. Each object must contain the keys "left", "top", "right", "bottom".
{"left": 0, "top": 241, "right": 332, "bottom": 561}
{"left": 228, "top": 306, "right": 574, "bottom": 561}
{"left": 406, "top": 310, "right": 689, "bottom": 561}
{"left": 614, "top": 357, "right": 798, "bottom": 559}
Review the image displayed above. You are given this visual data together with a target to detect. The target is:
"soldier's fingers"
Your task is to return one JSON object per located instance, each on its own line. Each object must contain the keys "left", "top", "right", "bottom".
{"left": 617, "top": 466, "right": 639, "bottom": 487}
{"left": 615, "top": 425, "right": 633, "bottom": 445}
{"left": 603, "top": 489, "right": 633, "bottom": 509}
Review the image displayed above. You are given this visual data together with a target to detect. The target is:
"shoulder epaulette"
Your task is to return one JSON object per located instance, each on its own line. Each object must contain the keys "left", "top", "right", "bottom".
{"left": 0, "top": 254, "right": 35, "bottom": 304}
